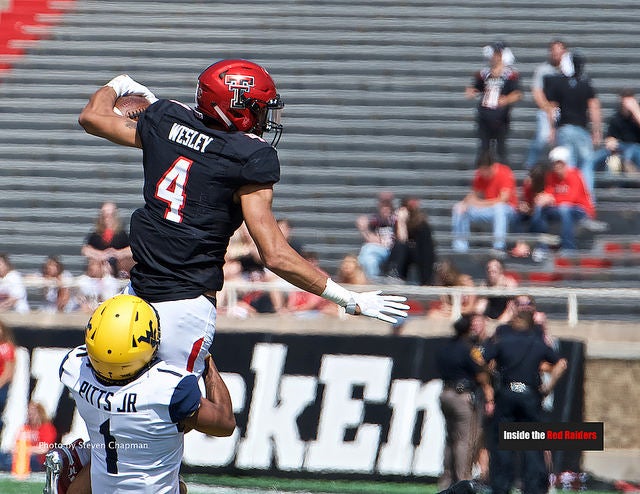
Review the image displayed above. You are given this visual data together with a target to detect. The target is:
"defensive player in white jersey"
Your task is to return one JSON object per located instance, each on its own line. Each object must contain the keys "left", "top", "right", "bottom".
{"left": 46, "top": 294, "right": 235, "bottom": 494}
{"left": 77, "top": 60, "right": 409, "bottom": 377}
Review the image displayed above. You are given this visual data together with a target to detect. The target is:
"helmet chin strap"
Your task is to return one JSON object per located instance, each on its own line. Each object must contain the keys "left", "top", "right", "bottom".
{"left": 213, "top": 105, "right": 236, "bottom": 130}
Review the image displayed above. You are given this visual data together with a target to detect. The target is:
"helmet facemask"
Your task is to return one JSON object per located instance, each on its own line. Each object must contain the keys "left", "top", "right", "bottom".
{"left": 246, "top": 95, "right": 284, "bottom": 147}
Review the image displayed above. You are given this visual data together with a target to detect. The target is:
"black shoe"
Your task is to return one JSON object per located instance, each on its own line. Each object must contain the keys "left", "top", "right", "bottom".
{"left": 440, "top": 480, "right": 477, "bottom": 494}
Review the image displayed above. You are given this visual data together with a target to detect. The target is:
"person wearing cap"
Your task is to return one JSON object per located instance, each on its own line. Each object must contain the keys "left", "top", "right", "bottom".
{"left": 483, "top": 296, "right": 567, "bottom": 494}
{"left": 543, "top": 51, "right": 602, "bottom": 198}
{"left": 356, "top": 191, "right": 397, "bottom": 280}
{"left": 465, "top": 41, "right": 523, "bottom": 165}
{"left": 530, "top": 146, "right": 606, "bottom": 254}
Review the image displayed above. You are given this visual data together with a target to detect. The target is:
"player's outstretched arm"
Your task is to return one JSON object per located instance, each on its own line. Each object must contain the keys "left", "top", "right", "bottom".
{"left": 183, "top": 356, "right": 236, "bottom": 437}
{"left": 78, "top": 75, "right": 155, "bottom": 148}
{"left": 239, "top": 184, "right": 409, "bottom": 324}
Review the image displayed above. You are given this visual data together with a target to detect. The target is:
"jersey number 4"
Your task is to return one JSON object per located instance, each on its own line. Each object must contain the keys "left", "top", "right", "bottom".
{"left": 155, "top": 157, "right": 193, "bottom": 223}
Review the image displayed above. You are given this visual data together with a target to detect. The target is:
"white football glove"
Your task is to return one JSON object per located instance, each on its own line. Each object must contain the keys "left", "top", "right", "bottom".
{"left": 321, "top": 279, "right": 409, "bottom": 324}
{"left": 345, "top": 290, "right": 409, "bottom": 324}
{"left": 105, "top": 74, "right": 158, "bottom": 103}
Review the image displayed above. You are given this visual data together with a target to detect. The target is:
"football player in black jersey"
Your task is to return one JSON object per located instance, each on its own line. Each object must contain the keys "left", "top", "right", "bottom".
{"left": 78, "top": 60, "right": 409, "bottom": 377}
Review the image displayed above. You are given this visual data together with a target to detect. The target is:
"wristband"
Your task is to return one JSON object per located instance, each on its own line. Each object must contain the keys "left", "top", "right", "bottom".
{"left": 320, "top": 278, "right": 352, "bottom": 307}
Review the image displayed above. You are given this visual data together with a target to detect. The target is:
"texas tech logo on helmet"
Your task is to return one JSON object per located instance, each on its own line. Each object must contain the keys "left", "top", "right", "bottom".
{"left": 224, "top": 74, "right": 255, "bottom": 109}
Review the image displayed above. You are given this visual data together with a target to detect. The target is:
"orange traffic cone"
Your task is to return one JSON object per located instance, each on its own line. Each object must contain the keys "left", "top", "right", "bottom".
{"left": 11, "top": 427, "right": 31, "bottom": 479}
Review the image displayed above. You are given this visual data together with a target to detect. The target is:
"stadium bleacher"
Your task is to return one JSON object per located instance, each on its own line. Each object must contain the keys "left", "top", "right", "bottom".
{"left": 1, "top": 0, "right": 640, "bottom": 292}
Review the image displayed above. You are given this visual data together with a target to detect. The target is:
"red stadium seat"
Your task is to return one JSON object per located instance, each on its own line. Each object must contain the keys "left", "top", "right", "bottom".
{"left": 528, "top": 272, "right": 562, "bottom": 283}
{"left": 579, "top": 258, "right": 612, "bottom": 269}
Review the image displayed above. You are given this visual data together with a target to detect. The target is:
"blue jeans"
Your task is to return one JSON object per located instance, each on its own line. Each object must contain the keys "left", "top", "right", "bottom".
{"left": 530, "top": 204, "right": 588, "bottom": 250}
{"left": 556, "top": 124, "right": 595, "bottom": 197}
{"left": 592, "top": 142, "right": 640, "bottom": 172}
{"left": 451, "top": 202, "right": 516, "bottom": 252}
{"left": 357, "top": 243, "right": 390, "bottom": 279}
{"left": 524, "top": 110, "right": 552, "bottom": 169}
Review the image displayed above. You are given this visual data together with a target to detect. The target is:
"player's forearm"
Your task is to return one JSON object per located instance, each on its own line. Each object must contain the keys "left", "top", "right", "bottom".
{"left": 197, "top": 361, "right": 235, "bottom": 436}
{"left": 532, "top": 88, "right": 550, "bottom": 111}
{"left": 78, "top": 86, "right": 118, "bottom": 135}
{"left": 261, "top": 244, "right": 329, "bottom": 296}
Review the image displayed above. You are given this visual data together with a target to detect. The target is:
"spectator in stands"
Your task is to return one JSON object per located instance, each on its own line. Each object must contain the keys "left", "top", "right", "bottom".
{"left": 530, "top": 146, "right": 606, "bottom": 256}
{"left": 524, "top": 38, "right": 569, "bottom": 169}
{"left": 0, "top": 401, "right": 57, "bottom": 472}
{"left": 465, "top": 41, "right": 522, "bottom": 165}
{"left": 510, "top": 163, "right": 550, "bottom": 258}
{"left": 335, "top": 254, "right": 369, "bottom": 286}
{"left": 451, "top": 151, "right": 518, "bottom": 257}
{"left": 218, "top": 223, "right": 286, "bottom": 316}
{"left": 475, "top": 258, "right": 519, "bottom": 323}
{"left": 0, "top": 253, "right": 30, "bottom": 314}
{"left": 232, "top": 268, "right": 282, "bottom": 317}
{"left": 75, "top": 258, "right": 121, "bottom": 313}
{"left": 0, "top": 321, "right": 16, "bottom": 440}
{"left": 235, "top": 226, "right": 267, "bottom": 278}
{"left": 591, "top": 88, "right": 640, "bottom": 176}
{"left": 81, "top": 201, "right": 133, "bottom": 278}
{"left": 504, "top": 295, "right": 552, "bottom": 345}
{"left": 356, "top": 191, "right": 397, "bottom": 280}
{"left": 385, "top": 196, "right": 436, "bottom": 285}
{"left": 37, "top": 255, "right": 76, "bottom": 313}
{"left": 544, "top": 51, "right": 602, "bottom": 199}
{"left": 277, "top": 218, "right": 305, "bottom": 255}
{"left": 429, "top": 260, "right": 478, "bottom": 318}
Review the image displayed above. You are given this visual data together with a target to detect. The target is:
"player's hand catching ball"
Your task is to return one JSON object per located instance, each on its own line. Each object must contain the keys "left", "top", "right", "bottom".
{"left": 105, "top": 74, "right": 158, "bottom": 104}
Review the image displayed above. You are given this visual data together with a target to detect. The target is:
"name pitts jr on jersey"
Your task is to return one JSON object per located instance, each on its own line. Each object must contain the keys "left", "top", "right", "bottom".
{"left": 131, "top": 99, "right": 281, "bottom": 302}
{"left": 60, "top": 346, "right": 202, "bottom": 494}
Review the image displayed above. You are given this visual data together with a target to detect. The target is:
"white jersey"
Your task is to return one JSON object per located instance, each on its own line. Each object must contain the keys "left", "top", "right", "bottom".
{"left": 60, "top": 346, "right": 202, "bottom": 493}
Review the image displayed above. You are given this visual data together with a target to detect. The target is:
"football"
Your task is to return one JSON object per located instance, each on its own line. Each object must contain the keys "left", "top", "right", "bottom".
{"left": 113, "top": 94, "right": 150, "bottom": 120}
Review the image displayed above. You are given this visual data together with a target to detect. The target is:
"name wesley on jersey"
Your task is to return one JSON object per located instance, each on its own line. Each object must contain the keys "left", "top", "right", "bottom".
{"left": 79, "top": 380, "right": 138, "bottom": 412}
{"left": 168, "top": 123, "right": 214, "bottom": 152}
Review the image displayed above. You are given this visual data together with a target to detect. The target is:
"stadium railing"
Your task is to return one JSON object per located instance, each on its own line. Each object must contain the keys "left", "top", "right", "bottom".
{"left": 18, "top": 278, "right": 640, "bottom": 327}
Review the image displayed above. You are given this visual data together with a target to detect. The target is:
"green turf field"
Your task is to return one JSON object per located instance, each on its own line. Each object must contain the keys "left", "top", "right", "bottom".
{"left": 0, "top": 473, "right": 617, "bottom": 494}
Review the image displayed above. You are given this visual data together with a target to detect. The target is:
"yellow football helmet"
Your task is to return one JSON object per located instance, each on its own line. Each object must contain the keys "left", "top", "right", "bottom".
{"left": 85, "top": 294, "right": 160, "bottom": 383}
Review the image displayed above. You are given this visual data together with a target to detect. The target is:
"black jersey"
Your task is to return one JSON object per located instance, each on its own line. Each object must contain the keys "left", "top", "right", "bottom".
{"left": 130, "top": 99, "right": 280, "bottom": 302}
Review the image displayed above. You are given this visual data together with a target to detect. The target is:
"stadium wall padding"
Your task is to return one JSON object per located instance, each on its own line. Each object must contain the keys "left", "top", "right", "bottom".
{"left": 5, "top": 328, "right": 584, "bottom": 480}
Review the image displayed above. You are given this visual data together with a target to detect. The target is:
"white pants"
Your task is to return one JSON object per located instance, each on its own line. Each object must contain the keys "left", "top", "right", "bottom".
{"left": 124, "top": 285, "right": 216, "bottom": 376}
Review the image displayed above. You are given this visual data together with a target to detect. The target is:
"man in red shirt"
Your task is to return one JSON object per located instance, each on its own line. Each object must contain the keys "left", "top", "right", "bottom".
{"left": 452, "top": 152, "right": 518, "bottom": 256}
{"left": 531, "top": 146, "right": 606, "bottom": 252}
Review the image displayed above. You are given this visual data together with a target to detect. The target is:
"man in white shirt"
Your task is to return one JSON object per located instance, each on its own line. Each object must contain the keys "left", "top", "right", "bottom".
{"left": 523, "top": 38, "right": 569, "bottom": 169}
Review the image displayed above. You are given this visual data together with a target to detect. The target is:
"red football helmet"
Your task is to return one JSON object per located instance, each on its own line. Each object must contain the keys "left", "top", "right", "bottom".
{"left": 195, "top": 59, "right": 284, "bottom": 145}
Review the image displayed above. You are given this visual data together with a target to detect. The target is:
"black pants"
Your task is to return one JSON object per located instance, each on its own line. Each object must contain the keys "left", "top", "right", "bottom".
{"left": 490, "top": 388, "right": 548, "bottom": 494}
{"left": 385, "top": 225, "right": 435, "bottom": 285}
{"left": 477, "top": 118, "right": 509, "bottom": 164}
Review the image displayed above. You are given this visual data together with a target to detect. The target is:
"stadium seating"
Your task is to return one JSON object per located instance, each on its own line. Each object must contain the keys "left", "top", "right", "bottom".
{"left": 1, "top": 0, "right": 640, "bottom": 294}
